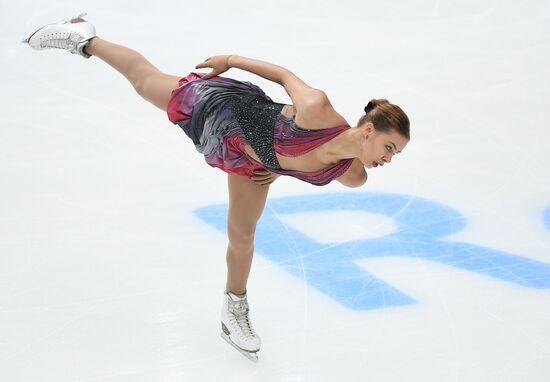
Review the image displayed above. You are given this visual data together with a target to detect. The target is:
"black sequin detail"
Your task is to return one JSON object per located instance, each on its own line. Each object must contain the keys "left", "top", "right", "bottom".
{"left": 229, "top": 94, "right": 284, "bottom": 169}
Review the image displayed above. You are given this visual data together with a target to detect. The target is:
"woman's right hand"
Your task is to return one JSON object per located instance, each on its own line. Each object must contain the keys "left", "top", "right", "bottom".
{"left": 195, "top": 55, "right": 234, "bottom": 80}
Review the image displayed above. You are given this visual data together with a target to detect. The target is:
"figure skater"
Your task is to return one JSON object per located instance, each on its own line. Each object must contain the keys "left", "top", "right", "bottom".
{"left": 22, "top": 14, "right": 410, "bottom": 362}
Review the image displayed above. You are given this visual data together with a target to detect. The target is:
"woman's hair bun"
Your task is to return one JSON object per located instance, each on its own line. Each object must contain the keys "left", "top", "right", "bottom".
{"left": 358, "top": 99, "right": 410, "bottom": 140}
{"left": 364, "top": 98, "right": 389, "bottom": 114}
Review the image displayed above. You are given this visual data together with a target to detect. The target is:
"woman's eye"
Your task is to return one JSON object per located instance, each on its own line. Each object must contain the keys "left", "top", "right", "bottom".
{"left": 385, "top": 145, "right": 392, "bottom": 151}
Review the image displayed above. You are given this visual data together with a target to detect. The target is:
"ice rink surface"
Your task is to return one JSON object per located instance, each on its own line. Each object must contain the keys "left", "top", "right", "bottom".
{"left": 1, "top": 1, "right": 550, "bottom": 381}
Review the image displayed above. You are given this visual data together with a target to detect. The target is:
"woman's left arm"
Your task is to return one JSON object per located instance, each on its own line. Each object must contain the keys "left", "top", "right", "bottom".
{"left": 195, "top": 55, "right": 335, "bottom": 121}
{"left": 336, "top": 159, "right": 368, "bottom": 188}
{"left": 196, "top": 54, "right": 295, "bottom": 86}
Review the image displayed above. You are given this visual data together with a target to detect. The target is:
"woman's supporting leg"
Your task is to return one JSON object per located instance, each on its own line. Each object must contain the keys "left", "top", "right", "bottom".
{"left": 85, "top": 37, "right": 181, "bottom": 111}
{"left": 225, "top": 174, "right": 270, "bottom": 295}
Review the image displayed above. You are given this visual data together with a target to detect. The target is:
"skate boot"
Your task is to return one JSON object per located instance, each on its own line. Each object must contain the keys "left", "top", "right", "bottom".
{"left": 220, "top": 291, "right": 261, "bottom": 362}
{"left": 22, "top": 13, "right": 96, "bottom": 59}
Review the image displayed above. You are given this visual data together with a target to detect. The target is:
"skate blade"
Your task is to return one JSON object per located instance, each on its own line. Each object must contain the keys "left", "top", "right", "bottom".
{"left": 21, "top": 12, "right": 87, "bottom": 44}
{"left": 221, "top": 332, "right": 259, "bottom": 362}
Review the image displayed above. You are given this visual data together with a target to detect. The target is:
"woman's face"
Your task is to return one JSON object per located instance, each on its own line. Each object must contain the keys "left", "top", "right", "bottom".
{"left": 359, "top": 123, "right": 409, "bottom": 169}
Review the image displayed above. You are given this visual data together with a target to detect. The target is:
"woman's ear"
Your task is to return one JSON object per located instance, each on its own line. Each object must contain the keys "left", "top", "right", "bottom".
{"left": 362, "top": 122, "right": 375, "bottom": 138}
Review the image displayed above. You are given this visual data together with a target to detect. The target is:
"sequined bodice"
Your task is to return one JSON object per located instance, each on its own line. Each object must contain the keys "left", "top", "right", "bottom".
{"left": 229, "top": 94, "right": 284, "bottom": 169}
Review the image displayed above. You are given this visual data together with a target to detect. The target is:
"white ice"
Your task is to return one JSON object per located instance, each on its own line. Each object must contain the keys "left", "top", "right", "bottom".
{"left": 1, "top": 1, "right": 550, "bottom": 381}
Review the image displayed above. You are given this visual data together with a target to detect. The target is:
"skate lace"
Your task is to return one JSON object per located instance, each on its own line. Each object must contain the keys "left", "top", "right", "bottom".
{"left": 229, "top": 300, "right": 256, "bottom": 338}
{"left": 40, "top": 32, "right": 82, "bottom": 51}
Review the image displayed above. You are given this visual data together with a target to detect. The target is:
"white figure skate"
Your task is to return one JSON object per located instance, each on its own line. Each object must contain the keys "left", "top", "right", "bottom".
{"left": 21, "top": 13, "right": 96, "bottom": 59}
{"left": 220, "top": 291, "right": 261, "bottom": 362}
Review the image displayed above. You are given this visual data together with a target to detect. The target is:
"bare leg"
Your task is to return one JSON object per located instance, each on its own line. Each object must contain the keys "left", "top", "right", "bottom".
{"left": 225, "top": 174, "right": 270, "bottom": 294}
{"left": 85, "top": 37, "right": 181, "bottom": 111}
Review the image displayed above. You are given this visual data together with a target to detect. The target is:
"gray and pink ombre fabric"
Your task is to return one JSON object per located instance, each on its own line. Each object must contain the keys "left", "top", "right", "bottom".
{"left": 167, "top": 72, "right": 353, "bottom": 186}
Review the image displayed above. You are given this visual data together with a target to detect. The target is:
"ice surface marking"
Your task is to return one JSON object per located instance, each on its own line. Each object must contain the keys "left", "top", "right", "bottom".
{"left": 195, "top": 193, "right": 550, "bottom": 310}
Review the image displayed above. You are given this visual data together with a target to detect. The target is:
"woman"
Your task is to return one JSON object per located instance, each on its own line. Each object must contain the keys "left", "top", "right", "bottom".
{"left": 23, "top": 14, "right": 410, "bottom": 361}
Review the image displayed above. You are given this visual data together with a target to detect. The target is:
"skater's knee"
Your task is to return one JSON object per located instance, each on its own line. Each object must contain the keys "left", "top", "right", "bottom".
{"left": 227, "top": 241, "right": 254, "bottom": 259}
{"left": 228, "top": 236, "right": 255, "bottom": 255}
{"left": 132, "top": 73, "right": 154, "bottom": 98}
{"left": 228, "top": 222, "right": 256, "bottom": 243}
{"left": 227, "top": 226, "right": 256, "bottom": 255}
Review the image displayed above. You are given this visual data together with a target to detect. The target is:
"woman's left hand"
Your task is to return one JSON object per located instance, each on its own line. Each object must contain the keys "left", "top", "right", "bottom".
{"left": 250, "top": 170, "right": 279, "bottom": 186}
{"left": 195, "top": 55, "right": 233, "bottom": 80}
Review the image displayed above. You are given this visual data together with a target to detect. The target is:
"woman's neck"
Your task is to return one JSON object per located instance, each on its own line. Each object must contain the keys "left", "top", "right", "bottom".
{"left": 321, "top": 127, "right": 362, "bottom": 163}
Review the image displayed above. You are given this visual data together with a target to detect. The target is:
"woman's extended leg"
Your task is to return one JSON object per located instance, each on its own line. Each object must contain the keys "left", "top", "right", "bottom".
{"left": 85, "top": 37, "right": 181, "bottom": 111}
{"left": 225, "top": 174, "right": 270, "bottom": 294}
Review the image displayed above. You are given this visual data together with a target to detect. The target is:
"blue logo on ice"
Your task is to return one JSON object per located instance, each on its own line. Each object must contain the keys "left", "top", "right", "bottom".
{"left": 195, "top": 193, "right": 550, "bottom": 311}
{"left": 544, "top": 207, "right": 550, "bottom": 231}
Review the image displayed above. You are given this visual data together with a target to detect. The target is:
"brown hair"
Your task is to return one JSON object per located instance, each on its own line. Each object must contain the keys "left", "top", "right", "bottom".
{"left": 358, "top": 99, "right": 410, "bottom": 140}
